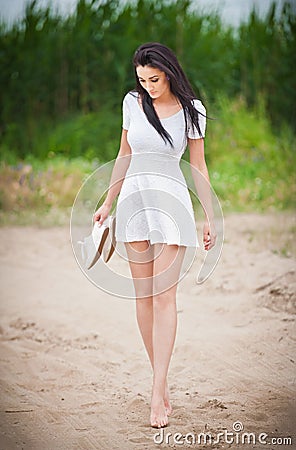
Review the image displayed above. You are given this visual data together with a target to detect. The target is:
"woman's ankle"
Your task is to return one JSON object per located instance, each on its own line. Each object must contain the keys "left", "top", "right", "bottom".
{"left": 152, "top": 381, "right": 166, "bottom": 399}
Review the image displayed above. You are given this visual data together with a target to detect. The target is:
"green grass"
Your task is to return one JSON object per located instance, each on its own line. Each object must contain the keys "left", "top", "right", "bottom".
{"left": 0, "top": 96, "right": 295, "bottom": 226}
{"left": 0, "top": 108, "right": 122, "bottom": 164}
{"left": 204, "top": 95, "right": 296, "bottom": 212}
{"left": 0, "top": 156, "right": 94, "bottom": 215}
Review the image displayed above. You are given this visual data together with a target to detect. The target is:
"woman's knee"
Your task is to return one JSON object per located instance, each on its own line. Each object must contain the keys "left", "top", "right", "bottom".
{"left": 153, "top": 289, "right": 176, "bottom": 309}
{"left": 134, "top": 279, "right": 154, "bottom": 299}
{"left": 136, "top": 297, "right": 153, "bottom": 308}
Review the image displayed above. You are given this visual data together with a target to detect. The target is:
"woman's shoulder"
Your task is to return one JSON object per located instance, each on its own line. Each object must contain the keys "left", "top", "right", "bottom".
{"left": 191, "top": 98, "right": 206, "bottom": 114}
{"left": 123, "top": 90, "right": 139, "bottom": 107}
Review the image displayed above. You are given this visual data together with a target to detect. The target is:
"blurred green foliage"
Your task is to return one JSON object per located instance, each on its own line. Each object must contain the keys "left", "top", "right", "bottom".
{"left": 0, "top": 0, "right": 295, "bottom": 217}
{"left": 204, "top": 95, "right": 296, "bottom": 211}
{"left": 1, "top": 95, "right": 295, "bottom": 215}
{"left": 0, "top": 0, "right": 295, "bottom": 160}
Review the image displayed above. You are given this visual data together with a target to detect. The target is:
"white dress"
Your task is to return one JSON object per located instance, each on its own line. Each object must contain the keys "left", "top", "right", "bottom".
{"left": 115, "top": 91, "right": 206, "bottom": 248}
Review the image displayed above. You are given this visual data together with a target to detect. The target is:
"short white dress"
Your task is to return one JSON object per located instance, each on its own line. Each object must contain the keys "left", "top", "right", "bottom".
{"left": 115, "top": 91, "right": 206, "bottom": 248}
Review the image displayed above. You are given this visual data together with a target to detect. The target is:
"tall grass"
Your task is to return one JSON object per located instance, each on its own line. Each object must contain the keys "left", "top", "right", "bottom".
{"left": 0, "top": 0, "right": 295, "bottom": 161}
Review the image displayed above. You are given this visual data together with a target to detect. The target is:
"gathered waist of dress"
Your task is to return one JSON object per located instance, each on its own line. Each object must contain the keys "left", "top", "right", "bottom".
{"left": 127, "top": 152, "right": 181, "bottom": 175}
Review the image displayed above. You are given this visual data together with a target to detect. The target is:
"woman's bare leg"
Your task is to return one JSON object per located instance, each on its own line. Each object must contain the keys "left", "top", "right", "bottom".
{"left": 124, "top": 242, "right": 154, "bottom": 369}
{"left": 124, "top": 241, "right": 185, "bottom": 426}
{"left": 150, "top": 244, "right": 186, "bottom": 428}
{"left": 125, "top": 240, "right": 154, "bottom": 355}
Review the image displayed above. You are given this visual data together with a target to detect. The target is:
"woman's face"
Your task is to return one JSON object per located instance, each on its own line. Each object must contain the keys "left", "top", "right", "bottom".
{"left": 136, "top": 65, "right": 170, "bottom": 100}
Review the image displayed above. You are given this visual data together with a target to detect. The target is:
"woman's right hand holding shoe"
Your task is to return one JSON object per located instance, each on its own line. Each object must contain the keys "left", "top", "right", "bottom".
{"left": 93, "top": 202, "right": 112, "bottom": 227}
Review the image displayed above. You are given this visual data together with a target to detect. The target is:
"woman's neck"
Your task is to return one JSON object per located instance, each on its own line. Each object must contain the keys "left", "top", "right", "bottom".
{"left": 152, "top": 90, "right": 178, "bottom": 107}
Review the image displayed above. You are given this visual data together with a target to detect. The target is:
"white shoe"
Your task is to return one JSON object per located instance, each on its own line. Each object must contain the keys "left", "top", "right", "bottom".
{"left": 102, "top": 215, "right": 116, "bottom": 263}
{"left": 78, "top": 216, "right": 112, "bottom": 269}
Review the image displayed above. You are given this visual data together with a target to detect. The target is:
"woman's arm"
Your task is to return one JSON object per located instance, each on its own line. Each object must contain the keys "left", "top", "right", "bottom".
{"left": 188, "top": 137, "right": 216, "bottom": 250}
{"left": 93, "top": 129, "right": 131, "bottom": 225}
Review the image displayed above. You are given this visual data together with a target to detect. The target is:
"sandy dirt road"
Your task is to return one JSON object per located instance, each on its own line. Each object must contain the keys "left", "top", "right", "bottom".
{"left": 0, "top": 212, "right": 295, "bottom": 449}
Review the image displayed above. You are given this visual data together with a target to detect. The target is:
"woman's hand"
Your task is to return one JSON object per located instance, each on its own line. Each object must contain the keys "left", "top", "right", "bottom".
{"left": 203, "top": 221, "right": 217, "bottom": 251}
{"left": 93, "top": 202, "right": 112, "bottom": 227}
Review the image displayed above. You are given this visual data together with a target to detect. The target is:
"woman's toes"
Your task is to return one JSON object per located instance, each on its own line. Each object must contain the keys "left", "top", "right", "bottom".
{"left": 150, "top": 399, "right": 168, "bottom": 428}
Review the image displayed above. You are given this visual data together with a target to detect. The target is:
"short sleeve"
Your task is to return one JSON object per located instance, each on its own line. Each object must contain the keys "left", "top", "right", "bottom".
{"left": 187, "top": 99, "right": 206, "bottom": 139}
{"left": 122, "top": 95, "right": 130, "bottom": 130}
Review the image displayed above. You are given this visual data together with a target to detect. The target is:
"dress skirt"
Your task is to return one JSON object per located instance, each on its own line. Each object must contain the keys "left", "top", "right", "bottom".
{"left": 115, "top": 152, "right": 199, "bottom": 248}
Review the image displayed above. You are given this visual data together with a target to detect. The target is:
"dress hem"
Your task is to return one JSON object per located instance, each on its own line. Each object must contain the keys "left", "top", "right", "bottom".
{"left": 116, "top": 238, "right": 199, "bottom": 248}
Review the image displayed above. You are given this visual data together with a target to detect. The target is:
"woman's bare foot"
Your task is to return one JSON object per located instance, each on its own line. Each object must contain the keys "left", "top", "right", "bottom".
{"left": 150, "top": 394, "right": 168, "bottom": 428}
{"left": 164, "top": 381, "right": 173, "bottom": 416}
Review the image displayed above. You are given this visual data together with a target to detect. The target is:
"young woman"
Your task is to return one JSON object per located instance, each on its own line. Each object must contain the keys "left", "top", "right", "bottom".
{"left": 93, "top": 42, "right": 216, "bottom": 428}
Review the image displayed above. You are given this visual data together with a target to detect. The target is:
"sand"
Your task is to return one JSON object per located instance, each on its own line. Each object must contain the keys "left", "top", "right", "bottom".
{"left": 0, "top": 212, "right": 295, "bottom": 450}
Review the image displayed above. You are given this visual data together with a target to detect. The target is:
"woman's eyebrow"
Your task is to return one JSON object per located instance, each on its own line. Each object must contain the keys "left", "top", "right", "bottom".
{"left": 138, "top": 75, "right": 159, "bottom": 80}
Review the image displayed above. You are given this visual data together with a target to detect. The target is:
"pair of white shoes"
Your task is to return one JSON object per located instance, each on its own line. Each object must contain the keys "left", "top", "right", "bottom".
{"left": 78, "top": 215, "right": 116, "bottom": 269}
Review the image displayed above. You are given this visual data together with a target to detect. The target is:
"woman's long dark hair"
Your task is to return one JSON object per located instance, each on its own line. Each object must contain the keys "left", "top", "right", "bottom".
{"left": 132, "top": 42, "right": 205, "bottom": 147}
